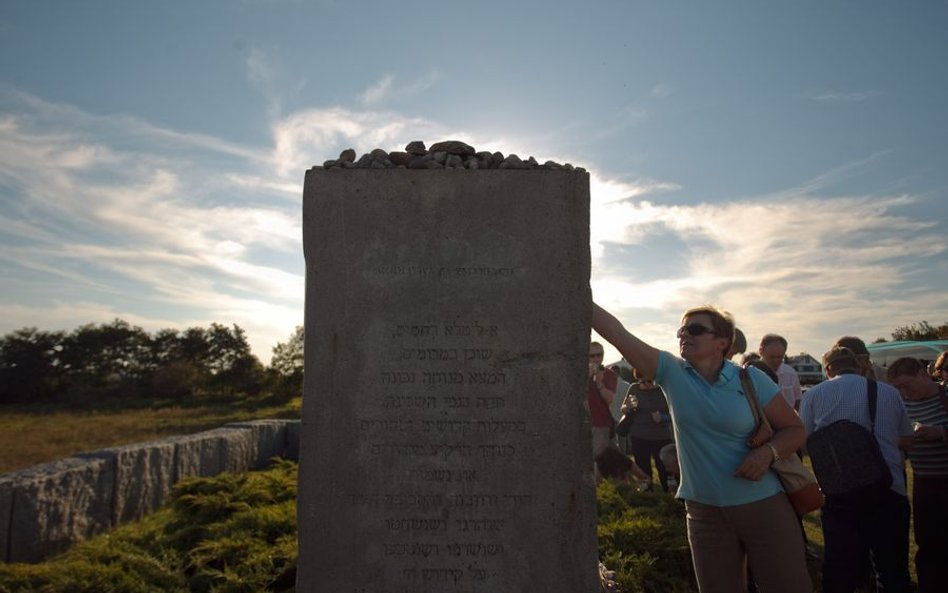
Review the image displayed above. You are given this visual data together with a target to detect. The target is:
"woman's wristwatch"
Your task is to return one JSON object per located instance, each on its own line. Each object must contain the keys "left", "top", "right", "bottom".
{"left": 766, "top": 442, "right": 780, "bottom": 464}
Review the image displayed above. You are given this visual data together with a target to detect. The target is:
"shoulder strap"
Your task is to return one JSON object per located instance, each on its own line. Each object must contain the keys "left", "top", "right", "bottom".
{"left": 739, "top": 368, "right": 760, "bottom": 419}
{"left": 741, "top": 367, "right": 776, "bottom": 447}
{"left": 867, "top": 378, "right": 878, "bottom": 434}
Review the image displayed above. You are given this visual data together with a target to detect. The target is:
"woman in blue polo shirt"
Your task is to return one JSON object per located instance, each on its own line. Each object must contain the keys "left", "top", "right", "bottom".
{"left": 593, "top": 303, "right": 810, "bottom": 593}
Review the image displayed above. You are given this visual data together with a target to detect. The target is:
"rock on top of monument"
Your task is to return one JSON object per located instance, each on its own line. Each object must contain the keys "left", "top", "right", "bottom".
{"left": 317, "top": 140, "right": 585, "bottom": 172}
{"left": 405, "top": 140, "right": 427, "bottom": 155}
{"left": 427, "top": 140, "right": 475, "bottom": 156}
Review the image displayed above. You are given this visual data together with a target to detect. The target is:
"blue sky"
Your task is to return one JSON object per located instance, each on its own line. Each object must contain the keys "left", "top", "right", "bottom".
{"left": 1, "top": 1, "right": 946, "bottom": 364}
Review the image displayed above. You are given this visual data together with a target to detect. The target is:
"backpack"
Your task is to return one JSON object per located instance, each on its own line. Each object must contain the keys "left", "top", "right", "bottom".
{"left": 805, "top": 379, "right": 893, "bottom": 499}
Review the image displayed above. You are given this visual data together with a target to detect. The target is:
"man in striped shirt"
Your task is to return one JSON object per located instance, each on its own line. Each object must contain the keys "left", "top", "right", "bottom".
{"left": 886, "top": 357, "right": 948, "bottom": 593}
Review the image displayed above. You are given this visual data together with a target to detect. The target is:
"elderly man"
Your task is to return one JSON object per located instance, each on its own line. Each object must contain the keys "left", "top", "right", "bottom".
{"left": 800, "top": 347, "right": 914, "bottom": 593}
{"left": 886, "top": 357, "right": 948, "bottom": 593}
{"left": 759, "top": 334, "right": 803, "bottom": 411}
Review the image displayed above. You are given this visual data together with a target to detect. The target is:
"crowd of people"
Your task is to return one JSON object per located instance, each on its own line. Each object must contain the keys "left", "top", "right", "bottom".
{"left": 587, "top": 304, "right": 948, "bottom": 593}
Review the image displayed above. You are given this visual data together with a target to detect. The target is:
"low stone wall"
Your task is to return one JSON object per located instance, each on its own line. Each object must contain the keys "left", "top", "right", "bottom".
{"left": 0, "top": 419, "right": 301, "bottom": 563}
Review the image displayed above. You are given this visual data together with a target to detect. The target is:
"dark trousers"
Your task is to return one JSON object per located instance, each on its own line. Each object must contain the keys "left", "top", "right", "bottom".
{"left": 628, "top": 436, "right": 672, "bottom": 492}
{"left": 913, "top": 475, "right": 948, "bottom": 593}
{"left": 820, "top": 488, "right": 911, "bottom": 593}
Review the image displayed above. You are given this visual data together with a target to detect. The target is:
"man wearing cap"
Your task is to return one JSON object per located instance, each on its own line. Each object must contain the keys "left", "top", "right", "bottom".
{"left": 800, "top": 346, "right": 914, "bottom": 593}
{"left": 834, "top": 335, "right": 889, "bottom": 383}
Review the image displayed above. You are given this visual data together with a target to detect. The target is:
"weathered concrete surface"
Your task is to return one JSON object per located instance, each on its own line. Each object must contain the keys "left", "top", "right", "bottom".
{"left": 298, "top": 170, "right": 596, "bottom": 593}
{"left": 284, "top": 419, "right": 301, "bottom": 462}
{"left": 0, "top": 420, "right": 301, "bottom": 563}
{"left": 226, "top": 419, "right": 289, "bottom": 468}
{"left": 171, "top": 427, "right": 255, "bottom": 481}
{"left": 0, "top": 478, "right": 13, "bottom": 562}
{"left": 2, "top": 457, "right": 113, "bottom": 563}
{"left": 76, "top": 439, "right": 178, "bottom": 526}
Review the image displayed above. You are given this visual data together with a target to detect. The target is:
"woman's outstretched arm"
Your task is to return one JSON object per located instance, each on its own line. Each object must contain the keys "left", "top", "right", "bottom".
{"left": 592, "top": 303, "right": 661, "bottom": 379}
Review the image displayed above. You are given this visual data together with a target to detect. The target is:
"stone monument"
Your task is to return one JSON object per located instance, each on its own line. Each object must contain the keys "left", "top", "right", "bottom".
{"left": 298, "top": 142, "right": 598, "bottom": 593}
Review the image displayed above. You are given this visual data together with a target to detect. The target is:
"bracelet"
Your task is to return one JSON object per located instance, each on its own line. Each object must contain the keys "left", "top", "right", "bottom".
{"left": 766, "top": 442, "right": 780, "bottom": 464}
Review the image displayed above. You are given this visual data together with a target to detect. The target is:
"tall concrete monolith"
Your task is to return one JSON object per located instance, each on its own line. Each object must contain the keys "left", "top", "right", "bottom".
{"left": 299, "top": 153, "right": 597, "bottom": 593}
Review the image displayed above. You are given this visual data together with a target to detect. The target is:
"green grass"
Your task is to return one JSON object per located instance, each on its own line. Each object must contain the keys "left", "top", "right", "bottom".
{"left": 0, "top": 396, "right": 301, "bottom": 474}
{"left": 0, "top": 413, "right": 919, "bottom": 592}
{"left": 0, "top": 460, "right": 299, "bottom": 593}
{"left": 597, "top": 480, "right": 696, "bottom": 593}
{"left": 0, "top": 460, "right": 922, "bottom": 593}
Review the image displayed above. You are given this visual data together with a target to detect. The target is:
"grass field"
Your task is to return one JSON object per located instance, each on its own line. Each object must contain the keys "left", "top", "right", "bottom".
{"left": 0, "top": 400, "right": 920, "bottom": 590}
{"left": 0, "top": 396, "right": 301, "bottom": 474}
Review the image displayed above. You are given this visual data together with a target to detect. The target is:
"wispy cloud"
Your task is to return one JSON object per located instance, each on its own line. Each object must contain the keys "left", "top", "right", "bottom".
{"left": 0, "top": 91, "right": 305, "bottom": 360}
{"left": 359, "top": 74, "right": 394, "bottom": 106}
{"left": 269, "top": 107, "right": 448, "bottom": 176}
{"left": 650, "top": 83, "right": 672, "bottom": 98}
{"left": 2, "top": 88, "right": 944, "bottom": 366}
{"left": 245, "top": 45, "right": 308, "bottom": 119}
{"left": 767, "top": 151, "right": 894, "bottom": 200}
{"left": 590, "top": 174, "right": 945, "bottom": 359}
{"left": 357, "top": 71, "right": 441, "bottom": 106}
{"left": 804, "top": 89, "right": 878, "bottom": 103}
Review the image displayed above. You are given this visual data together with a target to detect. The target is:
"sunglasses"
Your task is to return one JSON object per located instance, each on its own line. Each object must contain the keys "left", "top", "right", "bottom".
{"left": 676, "top": 323, "right": 716, "bottom": 338}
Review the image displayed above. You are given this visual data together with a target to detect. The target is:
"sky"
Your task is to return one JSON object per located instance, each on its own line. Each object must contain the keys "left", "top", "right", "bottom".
{"left": 1, "top": 1, "right": 946, "bottom": 365}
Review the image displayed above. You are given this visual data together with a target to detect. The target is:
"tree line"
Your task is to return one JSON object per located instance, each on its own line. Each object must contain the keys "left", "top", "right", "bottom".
{"left": 874, "top": 321, "right": 948, "bottom": 343}
{"left": 3, "top": 317, "right": 942, "bottom": 407}
{"left": 0, "top": 320, "right": 304, "bottom": 406}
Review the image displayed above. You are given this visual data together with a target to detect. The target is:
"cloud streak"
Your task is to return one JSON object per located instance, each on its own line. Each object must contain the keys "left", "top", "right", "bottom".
{"left": 1, "top": 88, "right": 944, "bottom": 367}
{"left": 0, "top": 91, "right": 304, "bottom": 360}
{"left": 357, "top": 71, "right": 441, "bottom": 106}
{"left": 590, "top": 175, "right": 945, "bottom": 360}
{"left": 804, "top": 89, "right": 878, "bottom": 103}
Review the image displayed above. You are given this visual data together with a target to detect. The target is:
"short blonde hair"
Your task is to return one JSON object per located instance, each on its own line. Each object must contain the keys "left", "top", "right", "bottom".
{"left": 682, "top": 305, "right": 735, "bottom": 357}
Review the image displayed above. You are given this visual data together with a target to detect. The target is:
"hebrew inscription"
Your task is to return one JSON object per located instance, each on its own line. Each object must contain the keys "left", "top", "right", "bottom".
{"left": 356, "top": 315, "right": 526, "bottom": 588}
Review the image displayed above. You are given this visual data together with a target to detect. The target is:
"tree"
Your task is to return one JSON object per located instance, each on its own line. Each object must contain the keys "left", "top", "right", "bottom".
{"left": 270, "top": 326, "right": 304, "bottom": 398}
{"left": 59, "top": 320, "right": 152, "bottom": 391}
{"left": 203, "top": 324, "right": 264, "bottom": 396}
{"left": 890, "top": 321, "right": 948, "bottom": 342}
{"left": 0, "top": 320, "right": 269, "bottom": 405}
{"left": 0, "top": 327, "right": 66, "bottom": 403}
{"left": 270, "top": 326, "right": 304, "bottom": 377}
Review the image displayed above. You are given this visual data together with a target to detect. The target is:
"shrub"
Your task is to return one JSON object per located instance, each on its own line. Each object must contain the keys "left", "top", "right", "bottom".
{"left": 0, "top": 460, "right": 299, "bottom": 593}
{"left": 1, "top": 462, "right": 707, "bottom": 593}
{"left": 596, "top": 480, "right": 696, "bottom": 593}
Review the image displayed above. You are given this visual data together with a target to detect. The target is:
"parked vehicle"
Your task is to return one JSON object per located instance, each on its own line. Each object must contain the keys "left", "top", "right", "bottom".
{"left": 866, "top": 340, "right": 948, "bottom": 368}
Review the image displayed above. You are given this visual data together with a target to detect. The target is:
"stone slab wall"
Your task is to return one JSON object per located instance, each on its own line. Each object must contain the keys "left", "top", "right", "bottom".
{"left": 299, "top": 169, "right": 597, "bottom": 593}
{"left": 0, "top": 419, "right": 300, "bottom": 563}
{"left": 2, "top": 457, "right": 113, "bottom": 563}
{"left": 76, "top": 439, "right": 178, "bottom": 526}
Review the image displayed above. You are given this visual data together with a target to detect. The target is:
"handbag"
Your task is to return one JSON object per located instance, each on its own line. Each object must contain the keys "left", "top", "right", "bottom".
{"left": 739, "top": 368, "right": 825, "bottom": 516}
{"left": 615, "top": 409, "right": 635, "bottom": 437}
{"left": 614, "top": 389, "right": 637, "bottom": 437}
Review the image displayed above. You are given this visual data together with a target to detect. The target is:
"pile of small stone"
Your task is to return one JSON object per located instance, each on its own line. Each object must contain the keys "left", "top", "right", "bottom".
{"left": 320, "top": 140, "right": 585, "bottom": 171}
{"left": 599, "top": 562, "right": 622, "bottom": 593}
